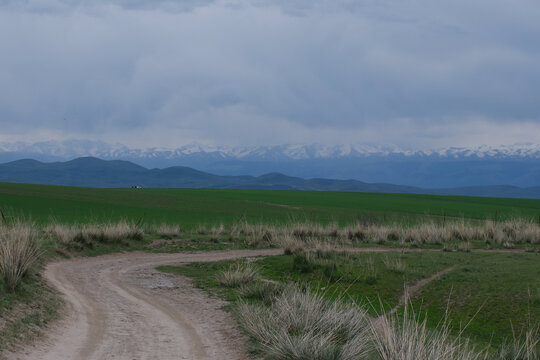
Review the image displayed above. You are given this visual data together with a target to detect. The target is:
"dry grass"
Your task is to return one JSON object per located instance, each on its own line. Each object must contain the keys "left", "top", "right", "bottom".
{"left": 372, "top": 304, "right": 486, "bottom": 360}
{"left": 238, "top": 286, "right": 372, "bottom": 359}
{"left": 234, "top": 219, "right": 540, "bottom": 250}
{"left": 153, "top": 223, "right": 181, "bottom": 238}
{"left": 496, "top": 326, "right": 539, "bottom": 360}
{"left": 236, "top": 284, "right": 504, "bottom": 360}
{"left": 216, "top": 261, "right": 259, "bottom": 287}
{"left": 46, "top": 221, "right": 144, "bottom": 249}
{"left": 0, "top": 222, "right": 42, "bottom": 291}
{"left": 382, "top": 256, "right": 406, "bottom": 273}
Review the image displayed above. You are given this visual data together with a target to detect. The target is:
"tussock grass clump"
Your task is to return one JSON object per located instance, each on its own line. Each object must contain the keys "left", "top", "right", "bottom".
{"left": 278, "top": 235, "right": 305, "bottom": 255}
{"left": 238, "top": 286, "right": 372, "bottom": 359}
{"left": 238, "top": 281, "right": 283, "bottom": 305}
{"left": 240, "top": 223, "right": 277, "bottom": 247}
{"left": 216, "top": 261, "right": 258, "bottom": 287}
{"left": 210, "top": 223, "right": 225, "bottom": 236}
{"left": 0, "top": 222, "right": 42, "bottom": 291}
{"left": 372, "top": 305, "right": 486, "bottom": 360}
{"left": 153, "top": 223, "right": 181, "bottom": 238}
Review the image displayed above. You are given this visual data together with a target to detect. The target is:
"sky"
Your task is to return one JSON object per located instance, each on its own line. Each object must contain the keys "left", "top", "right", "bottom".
{"left": 0, "top": 0, "right": 539, "bottom": 150}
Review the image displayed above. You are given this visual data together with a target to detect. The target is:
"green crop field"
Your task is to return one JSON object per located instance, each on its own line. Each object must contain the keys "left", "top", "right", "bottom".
{"left": 0, "top": 182, "right": 539, "bottom": 227}
{"left": 1, "top": 181, "right": 539, "bottom": 357}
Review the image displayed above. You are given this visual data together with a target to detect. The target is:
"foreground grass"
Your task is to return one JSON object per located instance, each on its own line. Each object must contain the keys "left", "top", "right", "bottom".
{"left": 0, "top": 212, "right": 540, "bottom": 356}
{"left": 159, "top": 250, "right": 540, "bottom": 353}
{"left": 0, "top": 269, "right": 62, "bottom": 352}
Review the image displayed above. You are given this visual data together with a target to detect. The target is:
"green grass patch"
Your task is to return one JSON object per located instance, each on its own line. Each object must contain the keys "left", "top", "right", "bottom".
{"left": 159, "top": 250, "right": 540, "bottom": 349}
{"left": 1, "top": 182, "right": 539, "bottom": 227}
{"left": 409, "top": 252, "right": 540, "bottom": 347}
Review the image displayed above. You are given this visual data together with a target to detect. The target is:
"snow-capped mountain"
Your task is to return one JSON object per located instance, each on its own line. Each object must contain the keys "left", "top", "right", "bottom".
{"left": 0, "top": 140, "right": 538, "bottom": 161}
{"left": 0, "top": 140, "right": 538, "bottom": 188}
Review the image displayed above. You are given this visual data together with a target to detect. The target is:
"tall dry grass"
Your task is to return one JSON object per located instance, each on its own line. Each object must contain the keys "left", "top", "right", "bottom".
{"left": 153, "top": 223, "right": 181, "bottom": 238}
{"left": 232, "top": 219, "right": 540, "bottom": 250}
{"left": 46, "top": 221, "right": 144, "bottom": 249}
{"left": 372, "top": 305, "right": 486, "bottom": 360}
{"left": 236, "top": 283, "right": 538, "bottom": 360}
{"left": 496, "top": 326, "right": 539, "bottom": 360}
{"left": 0, "top": 222, "right": 42, "bottom": 290}
{"left": 238, "top": 286, "right": 372, "bottom": 359}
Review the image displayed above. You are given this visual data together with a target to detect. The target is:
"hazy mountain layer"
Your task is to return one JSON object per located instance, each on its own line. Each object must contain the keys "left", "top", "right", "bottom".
{"left": 0, "top": 141, "right": 538, "bottom": 188}
{"left": 0, "top": 157, "right": 538, "bottom": 199}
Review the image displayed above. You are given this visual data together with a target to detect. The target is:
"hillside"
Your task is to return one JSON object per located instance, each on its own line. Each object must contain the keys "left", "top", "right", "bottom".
{"left": 0, "top": 157, "right": 538, "bottom": 198}
{"left": 1, "top": 141, "right": 539, "bottom": 188}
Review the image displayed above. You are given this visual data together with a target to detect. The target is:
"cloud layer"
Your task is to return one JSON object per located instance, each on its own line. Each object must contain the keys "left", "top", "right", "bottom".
{"left": 0, "top": 0, "right": 539, "bottom": 148}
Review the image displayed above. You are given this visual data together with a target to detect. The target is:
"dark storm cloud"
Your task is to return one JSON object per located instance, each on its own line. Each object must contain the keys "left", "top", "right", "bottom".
{"left": 0, "top": 0, "right": 539, "bottom": 147}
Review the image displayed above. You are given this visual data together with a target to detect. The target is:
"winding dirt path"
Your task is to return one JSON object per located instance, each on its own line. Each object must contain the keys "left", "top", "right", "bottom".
{"left": 4, "top": 246, "right": 526, "bottom": 360}
{"left": 5, "top": 249, "right": 281, "bottom": 360}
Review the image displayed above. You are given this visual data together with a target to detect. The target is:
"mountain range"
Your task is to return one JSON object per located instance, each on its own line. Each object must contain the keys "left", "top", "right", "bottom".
{"left": 0, "top": 157, "right": 538, "bottom": 199}
{"left": 0, "top": 140, "right": 538, "bottom": 189}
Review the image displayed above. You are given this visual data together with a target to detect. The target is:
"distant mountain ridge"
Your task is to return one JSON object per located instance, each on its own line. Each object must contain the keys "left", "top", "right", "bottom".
{"left": 1, "top": 140, "right": 539, "bottom": 160}
{"left": 0, "top": 157, "right": 538, "bottom": 199}
{"left": 0, "top": 140, "right": 538, "bottom": 188}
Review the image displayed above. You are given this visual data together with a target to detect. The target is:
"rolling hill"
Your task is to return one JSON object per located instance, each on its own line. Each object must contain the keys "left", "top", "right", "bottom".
{"left": 0, "top": 157, "right": 538, "bottom": 198}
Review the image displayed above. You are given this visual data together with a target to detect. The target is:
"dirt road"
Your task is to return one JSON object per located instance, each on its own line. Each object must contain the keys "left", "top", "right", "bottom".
{"left": 6, "top": 249, "right": 281, "bottom": 360}
{"left": 6, "top": 246, "right": 526, "bottom": 360}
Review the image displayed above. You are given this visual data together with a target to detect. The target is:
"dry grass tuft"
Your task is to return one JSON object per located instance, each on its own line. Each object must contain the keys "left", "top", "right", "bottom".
{"left": 0, "top": 222, "right": 42, "bottom": 290}
{"left": 372, "top": 304, "right": 485, "bottom": 360}
{"left": 238, "top": 286, "right": 372, "bottom": 359}
{"left": 216, "top": 261, "right": 259, "bottom": 287}
{"left": 153, "top": 223, "right": 181, "bottom": 238}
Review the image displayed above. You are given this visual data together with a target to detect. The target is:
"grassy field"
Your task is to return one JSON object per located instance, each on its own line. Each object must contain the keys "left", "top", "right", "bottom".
{"left": 1, "top": 182, "right": 539, "bottom": 227}
{"left": 160, "top": 250, "right": 540, "bottom": 354}
{"left": 1, "top": 182, "right": 539, "bottom": 357}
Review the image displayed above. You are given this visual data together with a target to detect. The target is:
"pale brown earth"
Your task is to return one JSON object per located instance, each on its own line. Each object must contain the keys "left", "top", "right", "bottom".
{"left": 4, "top": 249, "right": 281, "bottom": 360}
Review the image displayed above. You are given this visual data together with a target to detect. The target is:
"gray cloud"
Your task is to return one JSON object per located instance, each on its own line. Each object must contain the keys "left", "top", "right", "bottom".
{"left": 0, "top": 0, "right": 539, "bottom": 148}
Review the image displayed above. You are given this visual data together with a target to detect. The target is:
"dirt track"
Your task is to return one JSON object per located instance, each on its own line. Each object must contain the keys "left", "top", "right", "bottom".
{"left": 5, "top": 246, "right": 527, "bottom": 360}
{"left": 5, "top": 249, "right": 281, "bottom": 360}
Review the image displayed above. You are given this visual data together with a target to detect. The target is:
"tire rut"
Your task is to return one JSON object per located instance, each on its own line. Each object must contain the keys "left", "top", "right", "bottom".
{"left": 5, "top": 249, "right": 281, "bottom": 360}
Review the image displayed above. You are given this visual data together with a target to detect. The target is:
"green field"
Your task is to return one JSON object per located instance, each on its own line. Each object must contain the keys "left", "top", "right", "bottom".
{"left": 1, "top": 182, "right": 539, "bottom": 357}
{"left": 1, "top": 182, "right": 539, "bottom": 227}
{"left": 161, "top": 250, "right": 540, "bottom": 349}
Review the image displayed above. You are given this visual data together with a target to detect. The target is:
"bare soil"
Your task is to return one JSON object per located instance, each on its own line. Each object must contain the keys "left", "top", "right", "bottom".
{"left": 4, "top": 249, "right": 281, "bottom": 360}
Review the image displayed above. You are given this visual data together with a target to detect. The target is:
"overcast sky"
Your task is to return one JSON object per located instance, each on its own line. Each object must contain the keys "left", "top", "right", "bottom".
{"left": 0, "top": 0, "right": 539, "bottom": 149}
